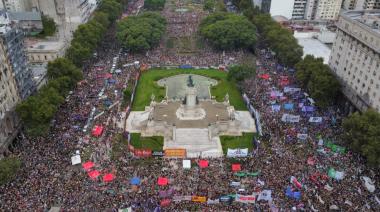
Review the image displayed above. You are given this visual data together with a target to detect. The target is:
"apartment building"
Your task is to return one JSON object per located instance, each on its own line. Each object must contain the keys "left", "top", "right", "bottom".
{"left": 329, "top": 10, "right": 380, "bottom": 112}
{"left": 268, "top": 0, "right": 343, "bottom": 20}
{"left": 0, "top": 13, "right": 35, "bottom": 99}
{"left": 0, "top": 31, "right": 21, "bottom": 157}
{"left": 343, "top": 0, "right": 380, "bottom": 10}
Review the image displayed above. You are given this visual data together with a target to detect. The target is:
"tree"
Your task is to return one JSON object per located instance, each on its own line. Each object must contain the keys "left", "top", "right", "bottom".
{"left": 117, "top": 12, "right": 166, "bottom": 52}
{"left": 253, "top": 14, "right": 303, "bottom": 67}
{"left": 37, "top": 15, "right": 57, "bottom": 37}
{"left": 204, "top": 0, "right": 215, "bottom": 12}
{"left": 343, "top": 110, "right": 380, "bottom": 166}
{"left": 98, "top": 0, "right": 122, "bottom": 22}
{"left": 227, "top": 64, "right": 256, "bottom": 82}
{"left": 200, "top": 13, "right": 256, "bottom": 50}
{"left": 0, "top": 157, "right": 21, "bottom": 185}
{"left": 47, "top": 58, "right": 83, "bottom": 85}
{"left": 144, "top": 0, "right": 166, "bottom": 10}
{"left": 295, "top": 55, "right": 340, "bottom": 107}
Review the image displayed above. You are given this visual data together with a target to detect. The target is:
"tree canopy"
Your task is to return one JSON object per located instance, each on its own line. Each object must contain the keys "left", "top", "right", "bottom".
{"left": 295, "top": 55, "right": 340, "bottom": 107}
{"left": 98, "top": 0, "right": 122, "bottom": 22}
{"left": 37, "top": 15, "right": 57, "bottom": 37}
{"left": 117, "top": 12, "right": 166, "bottom": 52}
{"left": 253, "top": 14, "right": 303, "bottom": 67}
{"left": 227, "top": 64, "right": 256, "bottom": 82}
{"left": 0, "top": 157, "right": 21, "bottom": 186}
{"left": 343, "top": 109, "right": 380, "bottom": 166}
{"left": 144, "top": 0, "right": 166, "bottom": 10}
{"left": 199, "top": 13, "right": 256, "bottom": 50}
{"left": 16, "top": 59, "right": 82, "bottom": 136}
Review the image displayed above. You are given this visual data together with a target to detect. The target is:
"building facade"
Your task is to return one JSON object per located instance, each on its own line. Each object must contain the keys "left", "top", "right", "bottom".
{"left": 26, "top": 40, "right": 65, "bottom": 64}
{"left": 343, "top": 0, "right": 380, "bottom": 10}
{"left": 0, "top": 17, "right": 35, "bottom": 99}
{"left": 0, "top": 0, "right": 26, "bottom": 12}
{"left": 269, "top": 0, "right": 344, "bottom": 20}
{"left": 329, "top": 10, "right": 380, "bottom": 112}
{"left": 0, "top": 34, "right": 21, "bottom": 157}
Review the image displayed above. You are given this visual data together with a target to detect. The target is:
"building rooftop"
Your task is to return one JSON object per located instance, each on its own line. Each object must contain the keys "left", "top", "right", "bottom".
{"left": 294, "top": 31, "right": 331, "bottom": 64}
{"left": 26, "top": 40, "right": 65, "bottom": 52}
{"left": 8, "top": 12, "right": 41, "bottom": 21}
{"left": 342, "top": 10, "right": 380, "bottom": 34}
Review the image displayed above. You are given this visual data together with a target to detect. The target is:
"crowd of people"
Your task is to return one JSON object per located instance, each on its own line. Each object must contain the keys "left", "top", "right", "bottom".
{"left": 0, "top": 0, "right": 379, "bottom": 211}
{"left": 128, "top": 0, "right": 251, "bottom": 67}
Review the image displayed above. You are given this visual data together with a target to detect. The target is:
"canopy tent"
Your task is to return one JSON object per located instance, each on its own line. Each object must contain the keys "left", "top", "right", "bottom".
{"left": 130, "top": 177, "right": 141, "bottom": 185}
{"left": 199, "top": 160, "right": 209, "bottom": 168}
{"left": 231, "top": 164, "right": 241, "bottom": 172}
{"left": 82, "top": 161, "right": 94, "bottom": 170}
{"left": 88, "top": 170, "right": 100, "bottom": 179}
{"left": 158, "top": 177, "right": 168, "bottom": 186}
{"left": 92, "top": 125, "right": 104, "bottom": 137}
{"left": 103, "top": 173, "right": 115, "bottom": 182}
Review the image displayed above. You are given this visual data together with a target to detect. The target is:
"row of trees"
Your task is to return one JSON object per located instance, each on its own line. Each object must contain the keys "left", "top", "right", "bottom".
{"left": 253, "top": 14, "right": 303, "bottom": 67}
{"left": 144, "top": 0, "right": 166, "bottom": 10}
{"left": 16, "top": 0, "right": 124, "bottom": 136}
{"left": 343, "top": 110, "right": 380, "bottom": 166}
{"left": 199, "top": 12, "right": 257, "bottom": 50}
{"left": 116, "top": 12, "right": 166, "bottom": 52}
{"left": 295, "top": 55, "right": 340, "bottom": 107}
{"left": 66, "top": 0, "right": 122, "bottom": 66}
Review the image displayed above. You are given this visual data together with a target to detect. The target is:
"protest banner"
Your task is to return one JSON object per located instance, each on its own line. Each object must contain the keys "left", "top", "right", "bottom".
{"left": 230, "top": 181, "right": 241, "bottom": 187}
{"left": 164, "top": 149, "right": 186, "bottom": 158}
{"left": 227, "top": 148, "right": 248, "bottom": 158}
{"left": 192, "top": 196, "right": 207, "bottom": 203}
{"left": 281, "top": 114, "right": 300, "bottom": 123}
{"left": 309, "top": 117, "right": 323, "bottom": 123}
{"left": 236, "top": 194, "right": 256, "bottom": 203}
{"left": 134, "top": 149, "right": 152, "bottom": 157}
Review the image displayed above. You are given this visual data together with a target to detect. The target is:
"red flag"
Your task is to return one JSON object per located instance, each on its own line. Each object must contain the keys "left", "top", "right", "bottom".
{"left": 199, "top": 160, "right": 209, "bottom": 168}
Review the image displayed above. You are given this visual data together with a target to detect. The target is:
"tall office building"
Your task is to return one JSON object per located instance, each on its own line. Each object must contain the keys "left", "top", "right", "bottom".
{"left": 329, "top": 10, "right": 380, "bottom": 111}
{"left": 0, "top": 24, "right": 21, "bottom": 157}
{"left": 314, "top": 0, "right": 344, "bottom": 20}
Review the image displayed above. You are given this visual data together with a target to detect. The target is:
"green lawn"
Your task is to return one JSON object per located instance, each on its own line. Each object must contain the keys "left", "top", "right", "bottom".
{"left": 130, "top": 133, "right": 164, "bottom": 151}
{"left": 220, "top": 133, "right": 256, "bottom": 154}
{"left": 132, "top": 69, "right": 246, "bottom": 110}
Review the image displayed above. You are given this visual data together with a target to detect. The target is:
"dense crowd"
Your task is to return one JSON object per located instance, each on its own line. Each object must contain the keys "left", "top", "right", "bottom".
{"left": 0, "top": 0, "right": 379, "bottom": 211}
{"left": 128, "top": 0, "right": 250, "bottom": 67}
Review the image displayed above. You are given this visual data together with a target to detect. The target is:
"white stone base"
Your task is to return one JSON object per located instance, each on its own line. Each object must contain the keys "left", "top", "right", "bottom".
{"left": 175, "top": 105, "right": 206, "bottom": 120}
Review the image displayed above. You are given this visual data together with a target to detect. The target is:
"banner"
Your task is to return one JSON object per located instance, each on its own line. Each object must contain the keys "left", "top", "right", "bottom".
{"left": 134, "top": 149, "right": 152, "bottom": 157}
{"left": 192, "top": 196, "right": 207, "bottom": 203}
{"left": 284, "top": 87, "right": 301, "bottom": 93}
{"left": 236, "top": 194, "right": 256, "bottom": 203}
{"left": 227, "top": 148, "right": 248, "bottom": 158}
{"left": 257, "top": 190, "right": 272, "bottom": 202}
{"left": 173, "top": 195, "right": 192, "bottom": 202}
{"left": 219, "top": 195, "right": 232, "bottom": 203}
{"left": 164, "top": 149, "right": 186, "bottom": 158}
{"left": 309, "top": 117, "right": 323, "bottom": 123}
{"left": 207, "top": 199, "right": 220, "bottom": 204}
{"left": 152, "top": 151, "right": 164, "bottom": 157}
{"left": 284, "top": 103, "right": 294, "bottom": 110}
{"left": 281, "top": 114, "right": 300, "bottom": 123}
{"left": 230, "top": 181, "right": 241, "bottom": 187}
